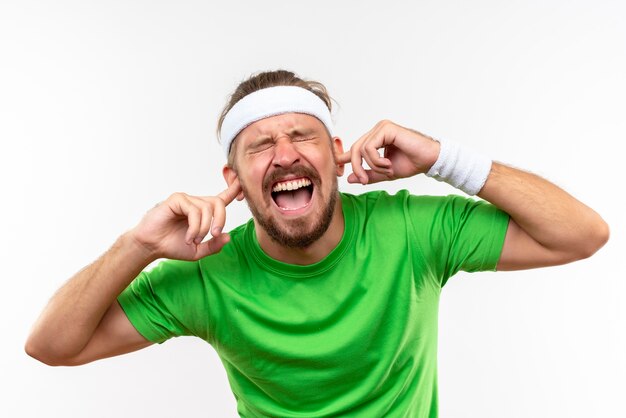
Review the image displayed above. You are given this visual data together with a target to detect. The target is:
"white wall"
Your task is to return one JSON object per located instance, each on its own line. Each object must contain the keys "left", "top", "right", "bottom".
{"left": 1, "top": 1, "right": 624, "bottom": 417}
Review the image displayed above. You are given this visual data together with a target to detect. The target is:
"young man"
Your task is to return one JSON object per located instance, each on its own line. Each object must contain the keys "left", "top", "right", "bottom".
{"left": 26, "top": 70, "right": 609, "bottom": 417}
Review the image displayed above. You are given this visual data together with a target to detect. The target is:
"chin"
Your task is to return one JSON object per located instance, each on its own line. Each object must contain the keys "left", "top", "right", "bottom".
{"left": 253, "top": 192, "right": 338, "bottom": 249}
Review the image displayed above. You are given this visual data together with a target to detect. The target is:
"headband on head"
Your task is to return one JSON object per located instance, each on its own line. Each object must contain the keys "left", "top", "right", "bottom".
{"left": 220, "top": 86, "right": 334, "bottom": 158}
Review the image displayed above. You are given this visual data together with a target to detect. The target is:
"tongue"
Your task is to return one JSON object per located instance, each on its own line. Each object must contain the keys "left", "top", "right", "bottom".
{"left": 275, "top": 188, "right": 311, "bottom": 209}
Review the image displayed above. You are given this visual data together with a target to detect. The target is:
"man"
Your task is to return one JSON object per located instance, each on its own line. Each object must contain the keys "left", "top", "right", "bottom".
{"left": 26, "top": 70, "right": 609, "bottom": 416}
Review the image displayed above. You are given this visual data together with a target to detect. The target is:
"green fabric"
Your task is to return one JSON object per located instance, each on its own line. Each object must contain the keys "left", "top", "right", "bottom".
{"left": 118, "top": 190, "right": 509, "bottom": 417}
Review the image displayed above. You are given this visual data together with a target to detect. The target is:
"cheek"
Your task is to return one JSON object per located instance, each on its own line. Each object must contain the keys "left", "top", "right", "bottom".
{"left": 239, "top": 158, "right": 271, "bottom": 192}
{"left": 319, "top": 156, "right": 339, "bottom": 178}
{"left": 298, "top": 143, "right": 333, "bottom": 167}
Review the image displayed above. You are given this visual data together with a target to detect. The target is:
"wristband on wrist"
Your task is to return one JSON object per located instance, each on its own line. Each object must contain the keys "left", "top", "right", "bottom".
{"left": 425, "top": 139, "right": 492, "bottom": 196}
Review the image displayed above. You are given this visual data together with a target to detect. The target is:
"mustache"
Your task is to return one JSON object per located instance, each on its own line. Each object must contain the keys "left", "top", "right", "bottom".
{"left": 263, "top": 165, "right": 321, "bottom": 193}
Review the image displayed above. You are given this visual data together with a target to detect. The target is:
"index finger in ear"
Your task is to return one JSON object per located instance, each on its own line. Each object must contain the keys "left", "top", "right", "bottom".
{"left": 217, "top": 177, "right": 242, "bottom": 206}
{"left": 335, "top": 150, "right": 352, "bottom": 165}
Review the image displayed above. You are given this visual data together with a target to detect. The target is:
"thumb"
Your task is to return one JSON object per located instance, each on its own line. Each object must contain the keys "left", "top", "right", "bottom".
{"left": 346, "top": 169, "right": 392, "bottom": 185}
{"left": 196, "top": 233, "right": 231, "bottom": 258}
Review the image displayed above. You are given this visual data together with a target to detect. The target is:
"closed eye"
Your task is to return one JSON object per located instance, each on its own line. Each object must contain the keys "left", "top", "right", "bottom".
{"left": 247, "top": 139, "right": 274, "bottom": 154}
{"left": 292, "top": 136, "right": 316, "bottom": 143}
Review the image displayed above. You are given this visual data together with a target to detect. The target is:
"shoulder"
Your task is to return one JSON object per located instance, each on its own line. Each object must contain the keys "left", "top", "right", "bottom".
{"left": 340, "top": 189, "right": 463, "bottom": 215}
{"left": 341, "top": 190, "right": 505, "bottom": 234}
{"left": 339, "top": 190, "right": 455, "bottom": 236}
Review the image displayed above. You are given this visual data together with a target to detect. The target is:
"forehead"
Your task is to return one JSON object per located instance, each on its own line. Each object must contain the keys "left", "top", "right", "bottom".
{"left": 236, "top": 113, "right": 328, "bottom": 144}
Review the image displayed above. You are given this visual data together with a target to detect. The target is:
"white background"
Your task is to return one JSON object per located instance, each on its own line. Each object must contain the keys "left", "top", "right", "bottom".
{"left": 1, "top": 1, "right": 624, "bottom": 417}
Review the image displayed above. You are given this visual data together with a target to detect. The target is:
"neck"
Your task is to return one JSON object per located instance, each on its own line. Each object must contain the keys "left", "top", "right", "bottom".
{"left": 255, "top": 198, "right": 345, "bottom": 265}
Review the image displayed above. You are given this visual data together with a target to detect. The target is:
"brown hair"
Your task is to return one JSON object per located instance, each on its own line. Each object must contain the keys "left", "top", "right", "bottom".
{"left": 217, "top": 70, "right": 333, "bottom": 166}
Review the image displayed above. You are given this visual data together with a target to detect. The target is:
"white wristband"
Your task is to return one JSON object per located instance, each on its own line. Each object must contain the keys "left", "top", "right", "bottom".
{"left": 426, "top": 139, "right": 492, "bottom": 196}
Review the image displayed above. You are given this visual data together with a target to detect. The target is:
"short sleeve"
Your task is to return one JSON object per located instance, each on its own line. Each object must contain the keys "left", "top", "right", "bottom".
{"left": 407, "top": 194, "right": 510, "bottom": 287}
{"left": 117, "top": 259, "right": 210, "bottom": 343}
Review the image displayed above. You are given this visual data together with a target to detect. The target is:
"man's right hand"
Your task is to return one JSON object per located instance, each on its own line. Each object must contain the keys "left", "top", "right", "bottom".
{"left": 130, "top": 178, "right": 243, "bottom": 262}
{"left": 25, "top": 178, "right": 243, "bottom": 366}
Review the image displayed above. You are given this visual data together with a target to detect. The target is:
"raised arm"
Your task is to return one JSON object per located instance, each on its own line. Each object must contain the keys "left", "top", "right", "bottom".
{"left": 336, "top": 120, "right": 609, "bottom": 270}
{"left": 25, "top": 181, "right": 242, "bottom": 366}
{"left": 479, "top": 163, "right": 609, "bottom": 270}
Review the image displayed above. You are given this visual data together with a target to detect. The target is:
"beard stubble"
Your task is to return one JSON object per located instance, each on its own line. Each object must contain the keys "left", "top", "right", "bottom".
{"left": 241, "top": 165, "right": 339, "bottom": 249}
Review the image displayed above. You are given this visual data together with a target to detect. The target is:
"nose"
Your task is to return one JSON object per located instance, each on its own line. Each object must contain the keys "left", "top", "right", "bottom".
{"left": 272, "top": 138, "right": 300, "bottom": 168}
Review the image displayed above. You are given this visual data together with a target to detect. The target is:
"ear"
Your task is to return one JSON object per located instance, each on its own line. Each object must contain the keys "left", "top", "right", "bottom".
{"left": 222, "top": 165, "right": 245, "bottom": 201}
{"left": 332, "top": 137, "right": 345, "bottom": 177}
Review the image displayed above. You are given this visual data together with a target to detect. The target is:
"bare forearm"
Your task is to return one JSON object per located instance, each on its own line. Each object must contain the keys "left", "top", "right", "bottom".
{"left": 479, "top": 162, "right": 609, "bottom": 259}
{"left": 26, "top": 232, "right": 155, "bottom": 363}
{"left": 339, "top": 121, "right": 609, "bottom": 268}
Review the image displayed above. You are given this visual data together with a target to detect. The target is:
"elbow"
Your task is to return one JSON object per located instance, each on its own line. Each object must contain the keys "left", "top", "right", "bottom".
{"left": 24, "top": 339, "right": 55, "bottom": 366}
{"left": 573, "top": 218, "right": 610, "bottom": 261}
{"left": 595, "top": 218, "right": 610, "bottom": 250}
{"left": 24, "top": 337, "right": 78, "bottom": 367}
{"left": 586, "top": 218, "right": 610, "bottom": 257}
{"left": 24, "top": 339, "right": 60, "bottom": 366}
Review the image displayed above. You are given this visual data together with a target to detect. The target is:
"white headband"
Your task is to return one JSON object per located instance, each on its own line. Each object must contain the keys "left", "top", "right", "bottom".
{"left": 220, "top": 85, "right": 334, "bottom": 158}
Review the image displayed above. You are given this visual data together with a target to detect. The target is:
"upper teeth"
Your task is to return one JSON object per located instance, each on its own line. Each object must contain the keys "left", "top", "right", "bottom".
{"left": 272, "top": 178, "right": 312, "bottom": 192}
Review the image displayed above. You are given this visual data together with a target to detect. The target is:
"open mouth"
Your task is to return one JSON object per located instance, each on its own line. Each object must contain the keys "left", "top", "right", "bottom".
{"left": 271, "top": 177, "right": 314, "bottom": 211}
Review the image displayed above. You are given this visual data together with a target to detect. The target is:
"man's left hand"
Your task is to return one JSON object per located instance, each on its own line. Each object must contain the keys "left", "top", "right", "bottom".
{"left": 336, "top": 120, "right": 441, "bottom": 185}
